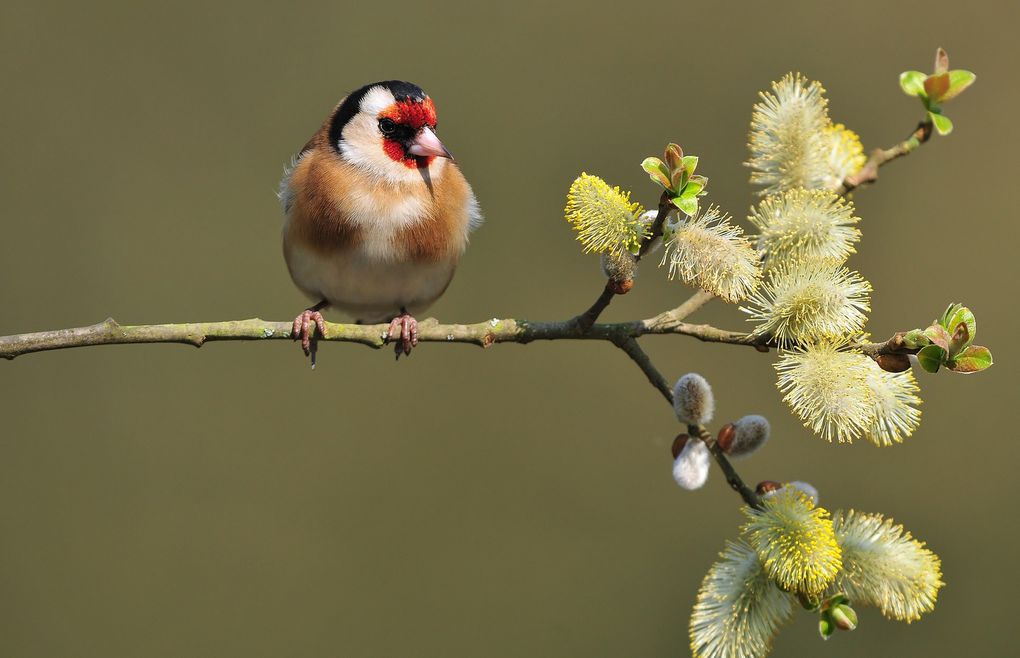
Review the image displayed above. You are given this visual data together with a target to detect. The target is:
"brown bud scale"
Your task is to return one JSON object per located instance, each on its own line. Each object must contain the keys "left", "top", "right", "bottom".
{"left": 716, "top": 423, "right": 736, "bottom": 453}
{"left": 609, "top": 278, "right": 634, "bottom": 295}
{"left": 671, "top": 434, "right": 689, "bottom": 459}
{"left": 876, "top": 353, "right": 911, "bottom": 373}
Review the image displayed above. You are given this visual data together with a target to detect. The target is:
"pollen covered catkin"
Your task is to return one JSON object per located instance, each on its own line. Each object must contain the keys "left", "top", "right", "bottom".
{"left": 786, "top": 481, "right": 819, "bottom": 506}
{"left": 673, "top": 373, "right": 715, "bottom": 425}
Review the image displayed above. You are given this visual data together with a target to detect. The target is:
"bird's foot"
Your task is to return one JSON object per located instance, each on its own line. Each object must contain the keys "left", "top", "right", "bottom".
{"left": 386, "top": 312, "right": 418, "bottom": 359}
{"left": 292, "top": 307, "right": 328, "bottom": 368}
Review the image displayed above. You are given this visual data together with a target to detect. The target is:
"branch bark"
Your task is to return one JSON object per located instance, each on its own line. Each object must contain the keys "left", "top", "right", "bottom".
{"left": 616, "top": 337, "right": 674, "bottom": 404}
{"left": 0, "top": 314, "right": 914, "bottom": 361}
{"left": 691, "top": 424, "right": 761, "bottom": 509}
{"left": 834, "top": 120, "right": 934, "bottom": 196}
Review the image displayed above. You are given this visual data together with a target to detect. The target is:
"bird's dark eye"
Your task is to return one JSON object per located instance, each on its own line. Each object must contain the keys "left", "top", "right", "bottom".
{"left": 378, "top": 118, "right": 396, "bottom": 135}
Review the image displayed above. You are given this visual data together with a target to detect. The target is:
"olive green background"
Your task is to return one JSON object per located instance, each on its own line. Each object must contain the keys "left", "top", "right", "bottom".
{"left": 1, "top": 1, "right": 1016, "bottom": 656}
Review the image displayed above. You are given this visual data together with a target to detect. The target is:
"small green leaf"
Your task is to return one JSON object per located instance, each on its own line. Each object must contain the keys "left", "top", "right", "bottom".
{"left": 673, "top": 194, "right": 699, "bottom": 216}
{"left": 946, "top": 306, "right": 976, "bottom": 343}
{"left": 900, "top": 70, "right": 927, "bottom": 97}
{"left": 819, "top": 614, "right": 835, "bottom": 640}
{"left": 934, "top": 47, "right": 950, "bottom": 74}
{"left": 683, "top": 179, "right": 705, "bottom": 197}
{"left": 948, "top": 345, "right": 993, "bottom": 373}
{"left": 681, "top": 155, "right": 699, "bottom": 176}
{"left": 942, "top": 70, "right": 976, "bottom": 101}
{"left": 939, "top": 303, "right": 963, "bottom": 328}
{"left": 917, "top": 344, "right": 947, "bottom": 373}
{"left": 688, "top": 174, "right": 708, "bottom": 194}
{"left": 822, "top": 594, "right": 849, "bottom": 609}
{"left": 924, "top": 72, "right": 951, "bottom": 102}
{"left": 929, "top": 111, "right": 954, "bottom": 135}
{"left": 924, "top": 324, "right": 951, "bottom": 350}
{"left": 902, "top": 329, "right": 931, "bottom": 350}
{"left": 831, "top": 604, "right": 858, "bottom": 631}
{"left": 642, "top": 157, "right": 672, "bottom": 189}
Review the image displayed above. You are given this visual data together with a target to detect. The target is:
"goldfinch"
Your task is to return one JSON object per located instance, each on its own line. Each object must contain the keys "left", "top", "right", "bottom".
{"left": 279, "top": 80, "right": 482, "bottom": 362}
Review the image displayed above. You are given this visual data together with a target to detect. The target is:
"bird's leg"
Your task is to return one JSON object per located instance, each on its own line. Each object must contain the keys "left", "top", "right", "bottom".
{"left": 386, "top": 308, "right": 418, "bottom": 359}
{"left": 292, "top": 300, "right": 328, "bottom": 367}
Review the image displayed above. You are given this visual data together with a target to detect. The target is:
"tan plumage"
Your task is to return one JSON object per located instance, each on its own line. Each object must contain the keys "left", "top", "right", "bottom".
{"left": 279, "top": 81, "right": 481, "bottom": 358}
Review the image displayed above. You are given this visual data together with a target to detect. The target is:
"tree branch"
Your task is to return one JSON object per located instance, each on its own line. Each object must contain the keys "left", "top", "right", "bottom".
{"left": 691, "top": 424, "right": 761, "bottom": 509}
{"left": 0, "top": 311, "right": 915, "bottom": 362}
{"left": 834, "top": 119, "right": 934, "bottom": 196}
{"left": 638, "top": 191, "right": 673, "bottom": 258}
{"left": 572, "top": 282, "right": 617, "bottom": 332}
{"left": 615, "top": 337, "right": 674, "bottom": 404}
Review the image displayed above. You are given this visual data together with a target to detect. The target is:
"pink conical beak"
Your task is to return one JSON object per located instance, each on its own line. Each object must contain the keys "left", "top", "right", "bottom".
{"left": 407, "top": 126, "right": 453, "bottom": 159}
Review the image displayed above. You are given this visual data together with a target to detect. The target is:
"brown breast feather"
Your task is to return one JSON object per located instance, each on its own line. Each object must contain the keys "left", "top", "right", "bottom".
{"left": 397, "top": 163, "right": 472, "bottom": 264}
{"left": 285, "top": 146, "right": 363, "bottom": 255}
{"left": 286, "top": 116, "right": 471, "bottom": 264}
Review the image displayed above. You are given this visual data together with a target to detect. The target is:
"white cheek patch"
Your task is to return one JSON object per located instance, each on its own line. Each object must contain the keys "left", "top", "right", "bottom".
{"left": 337, "top": 86, "right": 447, "bottom": 185}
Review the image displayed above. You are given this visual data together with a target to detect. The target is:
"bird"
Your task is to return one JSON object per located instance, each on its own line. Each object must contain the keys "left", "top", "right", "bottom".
{"left": 279, "top": 80, "right": 482, "bottom": 364}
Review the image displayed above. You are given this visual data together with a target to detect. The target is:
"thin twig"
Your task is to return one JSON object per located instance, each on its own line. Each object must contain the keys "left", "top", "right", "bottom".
{"left": 835, "top": 120, "right": 934, "bottom": 196}
{"left": 573, "top": 282, "right": 616, "bottom": 333}
{"left": 573, "top": 193, "right": 674, "bottom": 331}
{"left": 638, "top": 191, "right": 673, "bottom": 259}
{"left": 691, "top": 425, "right": 761, "bottom": 509}
{"left": 615, "top": 335, "right": 759, "bottom": 508}
{"left": 616, "top": 338, "right": 674, "bottom": 404}
{"left": 644, "top": 290, "right": 717, "bottom": 332}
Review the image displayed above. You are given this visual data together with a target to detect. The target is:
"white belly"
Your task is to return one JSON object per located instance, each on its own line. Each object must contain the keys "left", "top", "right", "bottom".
{"left": 284, "top": 239, "right": 456, "bottom": 323}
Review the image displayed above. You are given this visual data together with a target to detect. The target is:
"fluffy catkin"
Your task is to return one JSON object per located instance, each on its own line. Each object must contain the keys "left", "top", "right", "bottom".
{"left": 728, "top": 414, "right": 771, "bottom": 457}
{"left": 673, "top": 439, "right": 711, "bottom": 490}
{"left": 673, "top": 373, "right": 715, "bottom": 425}
{"left": 600, "top": 249, "right": 638, "bottom": 283}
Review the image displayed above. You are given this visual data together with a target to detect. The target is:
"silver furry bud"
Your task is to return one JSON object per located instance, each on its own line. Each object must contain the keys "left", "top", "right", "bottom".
{"left": 600, "top": 249, "right": 639, "bottom": 283}
{"left": 673, "top": 373, "right": 715, "bottom": 425}
{"left": 727, "top": 414, "right": 770, "bottom": 457}
{"left": 672, "top": 438, "right": 710, "bottom": 490}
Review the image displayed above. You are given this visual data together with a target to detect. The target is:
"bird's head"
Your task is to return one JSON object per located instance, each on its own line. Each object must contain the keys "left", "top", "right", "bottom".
{"left": 328, "top": 80, "right": 453, "bottom": 182}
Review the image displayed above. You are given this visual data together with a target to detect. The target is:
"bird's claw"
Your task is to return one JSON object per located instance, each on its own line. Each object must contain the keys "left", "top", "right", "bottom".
{"left": 386, "top": 313, "right": 418, "bottom": 359}
{"left": 292, "top": 309, "right": 327, "bottom": 367}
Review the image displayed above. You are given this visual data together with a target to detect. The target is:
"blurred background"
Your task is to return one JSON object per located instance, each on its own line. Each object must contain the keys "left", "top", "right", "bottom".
{"left": 1, "top": 1, "right": 1016, "bottom": 656}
